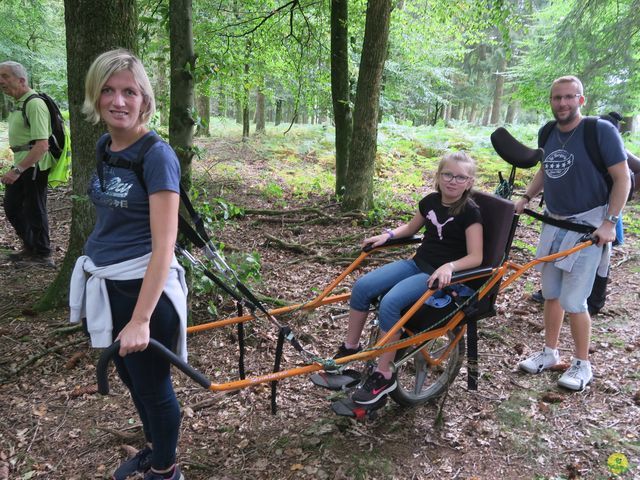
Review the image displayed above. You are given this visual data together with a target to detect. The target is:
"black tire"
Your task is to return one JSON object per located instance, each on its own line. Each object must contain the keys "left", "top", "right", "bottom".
{"left": 389, "top": 329, "right": 465, "bottom": 407}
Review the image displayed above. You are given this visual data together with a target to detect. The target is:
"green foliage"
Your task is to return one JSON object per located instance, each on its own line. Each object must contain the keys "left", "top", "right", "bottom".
{"left": 0, "top": 0, "right": 68, "bottom": 104}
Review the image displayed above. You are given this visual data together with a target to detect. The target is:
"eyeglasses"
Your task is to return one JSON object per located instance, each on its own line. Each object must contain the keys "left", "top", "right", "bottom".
{"left": 440, "top": 172, "right": 470, "bottom": 184}
{"left": 550, "top": 93, "right": 582, "bottom": 103}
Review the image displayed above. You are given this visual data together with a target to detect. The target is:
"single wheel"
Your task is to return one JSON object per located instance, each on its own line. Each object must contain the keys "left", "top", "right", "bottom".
{"left": 390, "top": 329, "right": 464, "bottom": 407}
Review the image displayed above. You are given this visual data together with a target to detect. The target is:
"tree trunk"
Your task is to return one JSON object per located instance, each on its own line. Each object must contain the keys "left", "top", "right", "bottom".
{"left": 331, "top": 0, "right": 352, "bottom": 197}
{"left": 169, "top": 0, "right": 196, "bottom": 180}
{"left": 275, "top": 98, "right": 283, "bottom": 126}
{"left": 505, "top": 100, "right": 518, "bottom": 124}
{"left": 242, "top": 63, "right": 250, "bottom": 140}
{"left": 482, "top": 106, "right": 491, "bottom": 126}
{"left": 490, "top": 55, "right": 507, "bottom": 125}
{"left": 342, "top": 0, "right": 392, "bottom": 211}
{"left": 195, "top": 95, "right": 210, "bottom": 137}
{"left": 36, "top": 0, "right": 137, "bottom": 311}
{"left": 255, "top": 90, "right": 265, "bottom": 133}
{"left": 235, "top": 98, "right": 242, "bottom": 124}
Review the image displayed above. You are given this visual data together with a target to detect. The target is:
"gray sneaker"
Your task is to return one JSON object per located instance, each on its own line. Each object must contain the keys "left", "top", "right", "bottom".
{"left": 558, "top": 358, "right": 592, "bottom": 391}
{"left": 519, "top": 348, "right": 560, "bottom": 374}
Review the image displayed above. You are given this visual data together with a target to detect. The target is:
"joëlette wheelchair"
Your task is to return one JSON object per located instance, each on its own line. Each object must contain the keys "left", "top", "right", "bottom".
{"left": 96, "top": 128, "right": 597, "bottom": 418}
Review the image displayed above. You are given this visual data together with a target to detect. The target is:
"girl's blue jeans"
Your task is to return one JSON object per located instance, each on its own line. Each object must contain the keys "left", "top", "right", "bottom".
{"left": 107, "top": 278, "right": 181, "bottom": 471}
{"left": 350, "top": 259, "right": 430, "bottom": 332}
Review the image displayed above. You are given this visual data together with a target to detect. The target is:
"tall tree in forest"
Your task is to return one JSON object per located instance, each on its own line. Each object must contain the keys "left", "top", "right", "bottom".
{"left": 169, "top": 0, "right": 196, "bottom": 179}
{"left": 36, "top": 0, "right": 137, "bottom": 310}
{"left": 331, "top": 0, "right": 352, "bottom": 197}
{"left": 342, "top": 0, "right": 392, "bottom": 211}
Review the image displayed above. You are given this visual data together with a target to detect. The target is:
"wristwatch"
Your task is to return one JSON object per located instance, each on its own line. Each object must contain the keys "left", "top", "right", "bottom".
{"left": 12, "top": 165, "right": 24, "bottom": 175}
{"left": 604, "top": 214, "right": 619, "bottom": 224}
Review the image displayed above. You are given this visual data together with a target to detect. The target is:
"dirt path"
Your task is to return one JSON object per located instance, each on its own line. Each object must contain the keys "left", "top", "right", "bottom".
{"left": 0, "top": 137, "right": 638, "bottom": 480}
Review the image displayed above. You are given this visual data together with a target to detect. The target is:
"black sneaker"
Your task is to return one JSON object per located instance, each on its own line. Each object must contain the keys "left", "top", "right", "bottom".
{"left": 333, "top": 343, "right": 362, "bottom": 360}
{"left": 112, "top": 446, "right": 152, "bottom": 480}
{"left": 351, "top": 372, "right": 397, "bottom": 405}
{"left": 18, "top": 255, "right": 55, "bottom": 268}
{"left": 7, "top": 249, "right": 33, "bottom": 262}
{"left": 144, "top": 465, "right": 184, "bottom": 480}
{"left": 530, "top": 289, "right": 544, "bottom": 304}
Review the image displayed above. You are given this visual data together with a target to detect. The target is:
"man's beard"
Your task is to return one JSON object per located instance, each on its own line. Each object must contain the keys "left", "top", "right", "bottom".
{"left": 553, "top": 106, "right": 580, "bottom": 126}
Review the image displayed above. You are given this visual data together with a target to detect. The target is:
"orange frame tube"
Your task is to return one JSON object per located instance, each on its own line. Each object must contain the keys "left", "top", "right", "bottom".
{"left": 188, "top": 239, "right": 594, "bottom": 393}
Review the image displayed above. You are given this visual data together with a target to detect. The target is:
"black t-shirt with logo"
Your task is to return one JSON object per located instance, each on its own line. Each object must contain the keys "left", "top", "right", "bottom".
{"left": 413, "top": 192, "right": 482, "bottom": 273}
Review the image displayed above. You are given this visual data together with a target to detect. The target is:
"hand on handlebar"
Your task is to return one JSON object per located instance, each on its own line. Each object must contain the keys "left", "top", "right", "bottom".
{"left": 362, "top": 233, "right": 391, "bottom": 249}
{"left": 116, "top": 320, "right": 150, "bottom": 357}
{"left": 592, "top": 222, "right": 616, "bottom": 247}
{"left": 428, "top": 263, "right": 454, "bottom": 289}
{"left": 514, "top": 197, "right": 528, "bottom": 215}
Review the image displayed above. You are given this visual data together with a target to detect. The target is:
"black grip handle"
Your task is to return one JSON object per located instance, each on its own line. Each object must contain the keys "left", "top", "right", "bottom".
{"left": 362, "top": 235, "right": 422, "bottom": 253}
{"left": 97, "top": 339, "right": 212, "bottom": 395}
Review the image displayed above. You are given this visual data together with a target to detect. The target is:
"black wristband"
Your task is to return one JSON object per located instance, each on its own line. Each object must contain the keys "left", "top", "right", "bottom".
{"left": 522, "top": 193, "right": 532, "bottom": 202}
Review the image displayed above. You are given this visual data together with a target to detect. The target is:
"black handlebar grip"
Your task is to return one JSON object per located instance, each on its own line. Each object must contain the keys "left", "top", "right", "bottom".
{"left": 97, "top": 339, "right": 212, "bottom": 395}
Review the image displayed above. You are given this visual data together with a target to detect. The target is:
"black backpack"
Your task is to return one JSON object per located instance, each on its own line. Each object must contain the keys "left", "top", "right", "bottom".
{"left": 538, "top": 116, "right": 635, "bottom": 200}
{"left": 22, "top": 92, "right": 67, "bottom": 160}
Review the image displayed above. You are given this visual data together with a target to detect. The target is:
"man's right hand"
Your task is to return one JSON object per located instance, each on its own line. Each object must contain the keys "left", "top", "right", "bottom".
{"left": 514, "top": 197, "right": 529, "bottom": 214}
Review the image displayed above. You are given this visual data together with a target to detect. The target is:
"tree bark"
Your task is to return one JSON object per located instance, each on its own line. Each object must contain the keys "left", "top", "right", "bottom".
{"left": 242, "top": 63, "right": 250, "bottom": 140}
{"left": 275, "top": 98, "right": 283, "bottom": 126}
{"left": 342, "top": 0, "right": 392, "bottom": 211}
{"left": 331, "top": 0, "right": 352, "bottom": 197}
{"left": 490, "top": 55, "right": 507, "bottom": 125}
{"left": 37, "top": 0, "right": 138, "bottom": 310}
{"left": 196, "top": 95, "right": 210, "bottom": 137}
{"left": 255, "top": 89, "right": 265, "bottom": 133}
{"left": 169, "top": 0, "right": 196, "bottom": 181}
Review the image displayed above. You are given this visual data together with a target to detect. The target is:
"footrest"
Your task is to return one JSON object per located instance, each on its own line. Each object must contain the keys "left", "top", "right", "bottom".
{"left": 330, "top": 396, "right": 387, "bottom": 419}
{"left": 310, "top": 370, "right": 361, "bottom": 391}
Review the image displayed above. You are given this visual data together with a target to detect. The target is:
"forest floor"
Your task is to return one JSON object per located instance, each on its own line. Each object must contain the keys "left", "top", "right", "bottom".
{"left": 0, "top": 135, "right": 639, "bottom": 480}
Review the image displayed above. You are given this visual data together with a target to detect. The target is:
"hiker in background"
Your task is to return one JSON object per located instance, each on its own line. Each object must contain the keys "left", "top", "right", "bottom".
{"left": 69, "top": 49, "right": 186, "bottom": 480}
{"left": 530, "top": 111, "right": 639, "bottom": 314}
{"left": 0, "top": 61, "right": 54, "bottom": 266}
{"left": 516, "top": 76, "right": 630, "bottom": 391}
{"left": 331, "top": 151, "right": 483, "bottom": 406}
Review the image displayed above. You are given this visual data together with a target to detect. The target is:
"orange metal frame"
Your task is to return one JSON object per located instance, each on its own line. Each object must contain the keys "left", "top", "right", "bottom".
{"left": 186, "top": 239, "right": 594, "bottom": 392}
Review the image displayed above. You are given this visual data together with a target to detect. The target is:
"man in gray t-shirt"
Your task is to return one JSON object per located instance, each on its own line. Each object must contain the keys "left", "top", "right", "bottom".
{"left": 514, "top": 75, "right": 630, "bottom": 391}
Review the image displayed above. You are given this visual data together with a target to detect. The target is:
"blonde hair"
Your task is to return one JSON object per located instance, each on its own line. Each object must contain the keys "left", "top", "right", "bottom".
{"left": 82, "top": 49, "right": 155, "bottom": 125}
{"left": 551, "top": 75, "right": 584, "bottom": 96}
{"left": 435, "top": 151, "right": 477, "bottom": 215}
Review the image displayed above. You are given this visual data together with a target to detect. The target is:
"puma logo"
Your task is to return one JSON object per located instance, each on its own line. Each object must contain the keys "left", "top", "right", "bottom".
{"left": 426, "top": 210, "right": 454, "bottom": 240}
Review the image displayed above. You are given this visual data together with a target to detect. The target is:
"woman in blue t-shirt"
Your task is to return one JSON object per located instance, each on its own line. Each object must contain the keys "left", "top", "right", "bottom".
{"left": 73, "top": 49, "right": 186, "bottom": 480}
{"left": 335, "top": 152, "right": 483, "bottom": 406}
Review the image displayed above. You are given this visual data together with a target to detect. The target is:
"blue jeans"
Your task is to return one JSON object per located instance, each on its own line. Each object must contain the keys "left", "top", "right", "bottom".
{"left": 107, "top": 279, "right": 181, "bottom": 471}
{"left": 350, "top": 259, "right": 430, "bottom": 332}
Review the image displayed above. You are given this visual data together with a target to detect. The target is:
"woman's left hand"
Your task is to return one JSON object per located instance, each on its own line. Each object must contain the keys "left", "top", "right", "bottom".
{"left": 428, "top": 263, "right": 454, "bottom": 289}
{"left": 116, "top": 319, "right": 151, "bottom": 357}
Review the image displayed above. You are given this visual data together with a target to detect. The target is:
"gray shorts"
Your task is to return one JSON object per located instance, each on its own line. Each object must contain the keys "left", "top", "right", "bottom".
{"left": 540, "top": 229, "right": 602, "bottom": 313}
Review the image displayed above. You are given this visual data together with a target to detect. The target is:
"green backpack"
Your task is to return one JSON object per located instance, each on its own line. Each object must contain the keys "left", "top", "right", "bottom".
{"left": 21, "top": 93, "right": 71, "bottom": 188}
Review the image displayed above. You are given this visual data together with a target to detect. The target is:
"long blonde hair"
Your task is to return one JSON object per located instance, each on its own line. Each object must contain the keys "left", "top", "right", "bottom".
{"left": 435, "top": 151, "right": 477, "bottom": 215}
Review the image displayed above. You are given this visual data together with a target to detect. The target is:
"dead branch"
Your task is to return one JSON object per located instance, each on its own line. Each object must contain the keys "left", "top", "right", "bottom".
{"left": 9, "top": 337, "right": 87, "bottom": 377}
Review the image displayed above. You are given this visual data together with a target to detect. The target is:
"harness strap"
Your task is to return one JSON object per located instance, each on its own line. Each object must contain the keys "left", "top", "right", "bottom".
{"left": 271, "top": 326, "right": 289, "bottom": 414}
{"left": 237, "top": 303, "right": 246, "bottom": 380}
{"left": 10, "top": 144, "right": 33, "bottom": 152}
{"left": 523, "top": 208, "right": 596, "bottom": 234}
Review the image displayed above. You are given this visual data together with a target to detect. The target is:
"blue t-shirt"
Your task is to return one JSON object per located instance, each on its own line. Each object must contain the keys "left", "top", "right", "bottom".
{"left": 85, "top": 132, "right": 181, "bottom": 266}
{"left": 540, "top": 119, "right": 626, "bottom": 216}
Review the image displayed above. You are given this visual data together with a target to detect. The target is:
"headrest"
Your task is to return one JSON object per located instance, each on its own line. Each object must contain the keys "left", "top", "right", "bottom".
{"left": 490, "top": 127, "right": 542, "bottom": 169}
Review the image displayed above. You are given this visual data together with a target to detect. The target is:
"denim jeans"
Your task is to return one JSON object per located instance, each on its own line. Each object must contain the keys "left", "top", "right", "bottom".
{"left": 350, "top": 259, "right": 430, "bottom": 332}
{"left": 540, "top": 229, "right": 602, "bottom": 313}
{"left": 107, "top": 278, "right": 181, "bottom": 470}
